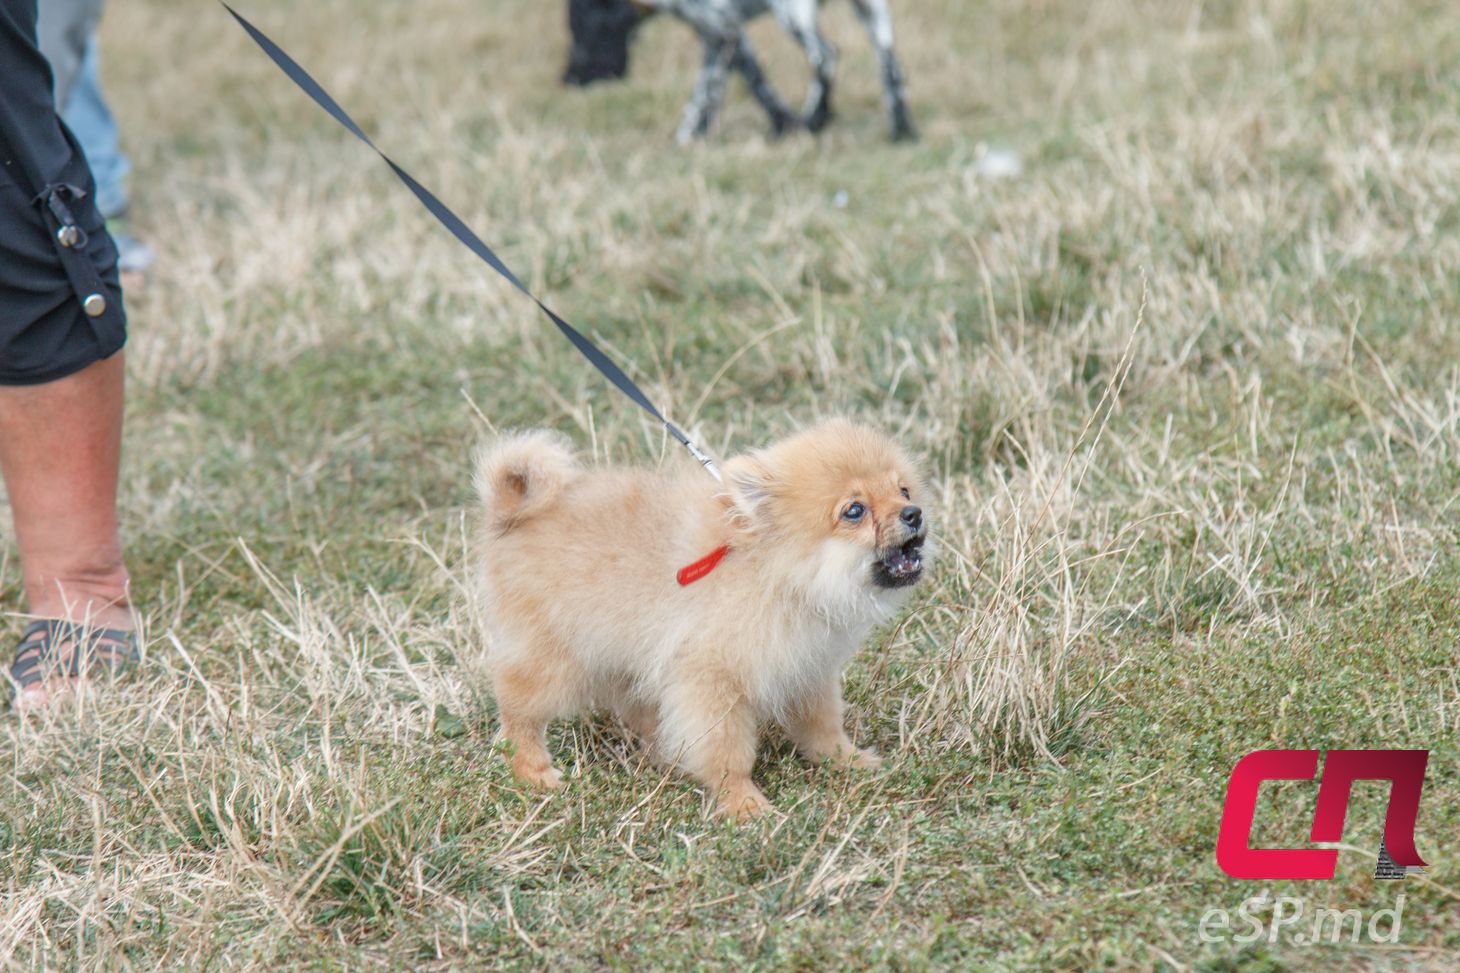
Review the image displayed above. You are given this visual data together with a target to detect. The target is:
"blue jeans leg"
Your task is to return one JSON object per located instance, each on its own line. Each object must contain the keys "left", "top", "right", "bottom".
{"left": 62, "top": 37, "right": 130, "bottom": 221}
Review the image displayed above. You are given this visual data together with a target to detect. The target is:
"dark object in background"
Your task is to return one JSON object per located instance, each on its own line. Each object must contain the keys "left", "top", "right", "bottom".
{"left": 562, "top": 0, "right": 916, "bottom": 144}
{"left": 563, "top": 0, "right": 646, "bottom": 85}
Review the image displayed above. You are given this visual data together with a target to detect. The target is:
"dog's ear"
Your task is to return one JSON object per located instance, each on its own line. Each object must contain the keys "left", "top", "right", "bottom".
{"left": 719, "top": 454, "right": 775, "bottom": 527}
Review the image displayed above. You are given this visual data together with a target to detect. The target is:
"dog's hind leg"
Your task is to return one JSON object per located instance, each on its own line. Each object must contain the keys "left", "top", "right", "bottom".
{"left": 773, "top": 0, "right": 838, "bottom": 132}
{"left": 848, "top": 0, "right": 916, "bottom": 140}
{"left": 615, "top": 697, "right": 661, "bottom": 748}
{"left": 729, "top": 35, "right": 799, "bottom": 138}
{"left": 492, "top": 644, "right": 581, "bottom": 790}
{"left": 675, "top": 32, "right": 736, "bottom": 144}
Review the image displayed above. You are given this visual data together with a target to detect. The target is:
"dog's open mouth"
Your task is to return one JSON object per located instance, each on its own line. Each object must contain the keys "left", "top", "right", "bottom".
{"left": 872, "top": 535, "right": 925, "bottom": 589}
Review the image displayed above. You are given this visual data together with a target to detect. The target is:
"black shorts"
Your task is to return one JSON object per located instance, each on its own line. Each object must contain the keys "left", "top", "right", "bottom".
{"left": 0, "top": 138, "right": 127, "bottom": 386}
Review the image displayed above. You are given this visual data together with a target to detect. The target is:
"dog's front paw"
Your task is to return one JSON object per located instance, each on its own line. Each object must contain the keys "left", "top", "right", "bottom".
{"left": 534, "top": 766, "right": 566, "bottom": 790}
{"left": 512, "top": 757, "right": 565, "bottom": 791}
{"left": 848, "top": 747, "right": 883, "bottom": 771}
{"left": 715, "top": 785, "right": 772, "bottom": 822}
{"left": 805, "top": 744, "right": 884, "bottom": 771}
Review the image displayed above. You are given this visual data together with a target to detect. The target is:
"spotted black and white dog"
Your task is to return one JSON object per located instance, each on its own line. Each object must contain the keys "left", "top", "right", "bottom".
{"left": 563, "top": 0, "right": 916, "bottom": 144}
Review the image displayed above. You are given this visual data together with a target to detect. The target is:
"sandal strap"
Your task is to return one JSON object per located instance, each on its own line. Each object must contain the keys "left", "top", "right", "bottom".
{"left": 8, "top": 619, "right": 139, "bottom": 695}
{"left": 17, "top": 618, "right": 55, "bottom": 650}
{"left": 25, "top": 619, "right": 136, "bottom": 649}
{"left": 10, "top": 620, "right": 59, "bottom": 690}
{"left": 65, "top": 628, "right": 139, "bottom": 677}
{"left": 9, "top": 651, "right": 46, "bottom": 686}
{"left": 20, "top": 619, "right": 53, "bottom": 638}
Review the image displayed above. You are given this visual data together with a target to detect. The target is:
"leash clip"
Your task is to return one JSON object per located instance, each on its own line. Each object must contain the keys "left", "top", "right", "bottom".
{"left": 681, "top": 438, "right": 722, "bottom": 482}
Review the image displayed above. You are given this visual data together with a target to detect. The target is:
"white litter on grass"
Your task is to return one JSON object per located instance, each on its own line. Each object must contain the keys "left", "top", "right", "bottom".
{"left": 832, "top": 189, "right": 850, "bottom": 208}
{"left": 974, "top": 145, "right": 1023, "bottom": 179}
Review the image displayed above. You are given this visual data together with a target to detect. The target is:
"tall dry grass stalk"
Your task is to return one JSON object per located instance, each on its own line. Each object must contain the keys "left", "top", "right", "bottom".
{"left": 901, "top": 286, "right": 1146, "bottom": 766}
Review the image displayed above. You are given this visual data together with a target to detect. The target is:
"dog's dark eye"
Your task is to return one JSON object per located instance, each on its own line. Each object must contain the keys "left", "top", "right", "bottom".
{"left": 842, "top": 502, "right": 866, "bottom": 522}
{"left": 900, "top": 487, "right": 911, "bottom": 500}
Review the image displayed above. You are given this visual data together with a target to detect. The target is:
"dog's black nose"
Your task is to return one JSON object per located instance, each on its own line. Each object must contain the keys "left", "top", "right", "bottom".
{"left": 900, "top": 505, "right": 922, "bottom": 531}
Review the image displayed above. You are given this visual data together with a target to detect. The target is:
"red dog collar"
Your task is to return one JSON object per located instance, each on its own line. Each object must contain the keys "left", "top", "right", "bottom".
{"left": 677, "top": 545, "right": 729, "bottom": 586}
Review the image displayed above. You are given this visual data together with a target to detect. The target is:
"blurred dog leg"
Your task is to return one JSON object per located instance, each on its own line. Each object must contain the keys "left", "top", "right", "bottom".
{"left": 729, "top": 35, "right": 799, "bottom": 137}
{"left": 771, "top": 0, "right": 838, "bottom": 132}
{"left": 849, "top": 0, "right": 916, "bottom": 140}
{"left": 676, "top": 31, "right": 736, "bottom": 144}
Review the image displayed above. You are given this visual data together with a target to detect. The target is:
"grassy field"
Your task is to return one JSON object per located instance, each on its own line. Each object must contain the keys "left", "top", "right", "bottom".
{"left": 4, "top": 0, "right": 1460, "bottom": 968}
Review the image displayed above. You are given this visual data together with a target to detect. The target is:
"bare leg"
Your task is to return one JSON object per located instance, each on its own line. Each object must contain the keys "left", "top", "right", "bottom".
{"left": 662, "top": 684, "right": 767, "bottom": 820}
{"left": 0, "top": 353, "right": 133, "bottom": 709}
{"left": 849, "top": 0, "right": 916, "bottom": 141}
{"left": 676, "top": 33, "right": 735, "bottom": 144}
{"left": 782, "top": 679, "right": 881, "bottom": 770}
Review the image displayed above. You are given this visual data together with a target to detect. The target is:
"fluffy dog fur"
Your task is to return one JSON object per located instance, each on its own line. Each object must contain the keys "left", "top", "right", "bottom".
{"left": 562, "top": 0, "right": 916, "bottom": 144}
{"left": 472, "top": 419, "right": 931, "bottom": 819}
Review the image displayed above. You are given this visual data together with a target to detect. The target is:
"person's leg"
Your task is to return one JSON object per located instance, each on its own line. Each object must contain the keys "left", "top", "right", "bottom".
{"left": 63, "top": 38, "right": 130, "bottom": 221}
{"left": 36, "top": 0, "right": 106, "bottom": 108}
{"left": 0, "top": 353, "right": 131, "bottom": 708}
{"left": 61, "top": 38, "right": 154, "bottom": 280}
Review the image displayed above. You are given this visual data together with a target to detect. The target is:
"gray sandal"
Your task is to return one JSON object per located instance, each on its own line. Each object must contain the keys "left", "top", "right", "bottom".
{"left": 8, "top": 619, "right": 139, "bottom": 702}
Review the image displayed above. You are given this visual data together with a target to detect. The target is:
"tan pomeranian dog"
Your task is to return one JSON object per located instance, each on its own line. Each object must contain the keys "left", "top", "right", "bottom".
{"left": 471, "top": 418, "right": 931, "bottom": 820}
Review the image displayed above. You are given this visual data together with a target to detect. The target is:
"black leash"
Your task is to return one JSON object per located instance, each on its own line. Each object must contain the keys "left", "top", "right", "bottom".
{"left": 220, "top": 3, "right": 722, "bottom": 482}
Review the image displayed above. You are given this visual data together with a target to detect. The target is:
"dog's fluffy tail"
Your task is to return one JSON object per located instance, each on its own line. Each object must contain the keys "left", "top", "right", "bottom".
{"left": 474, "top": 430, "right": 578, "bottom": 532}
